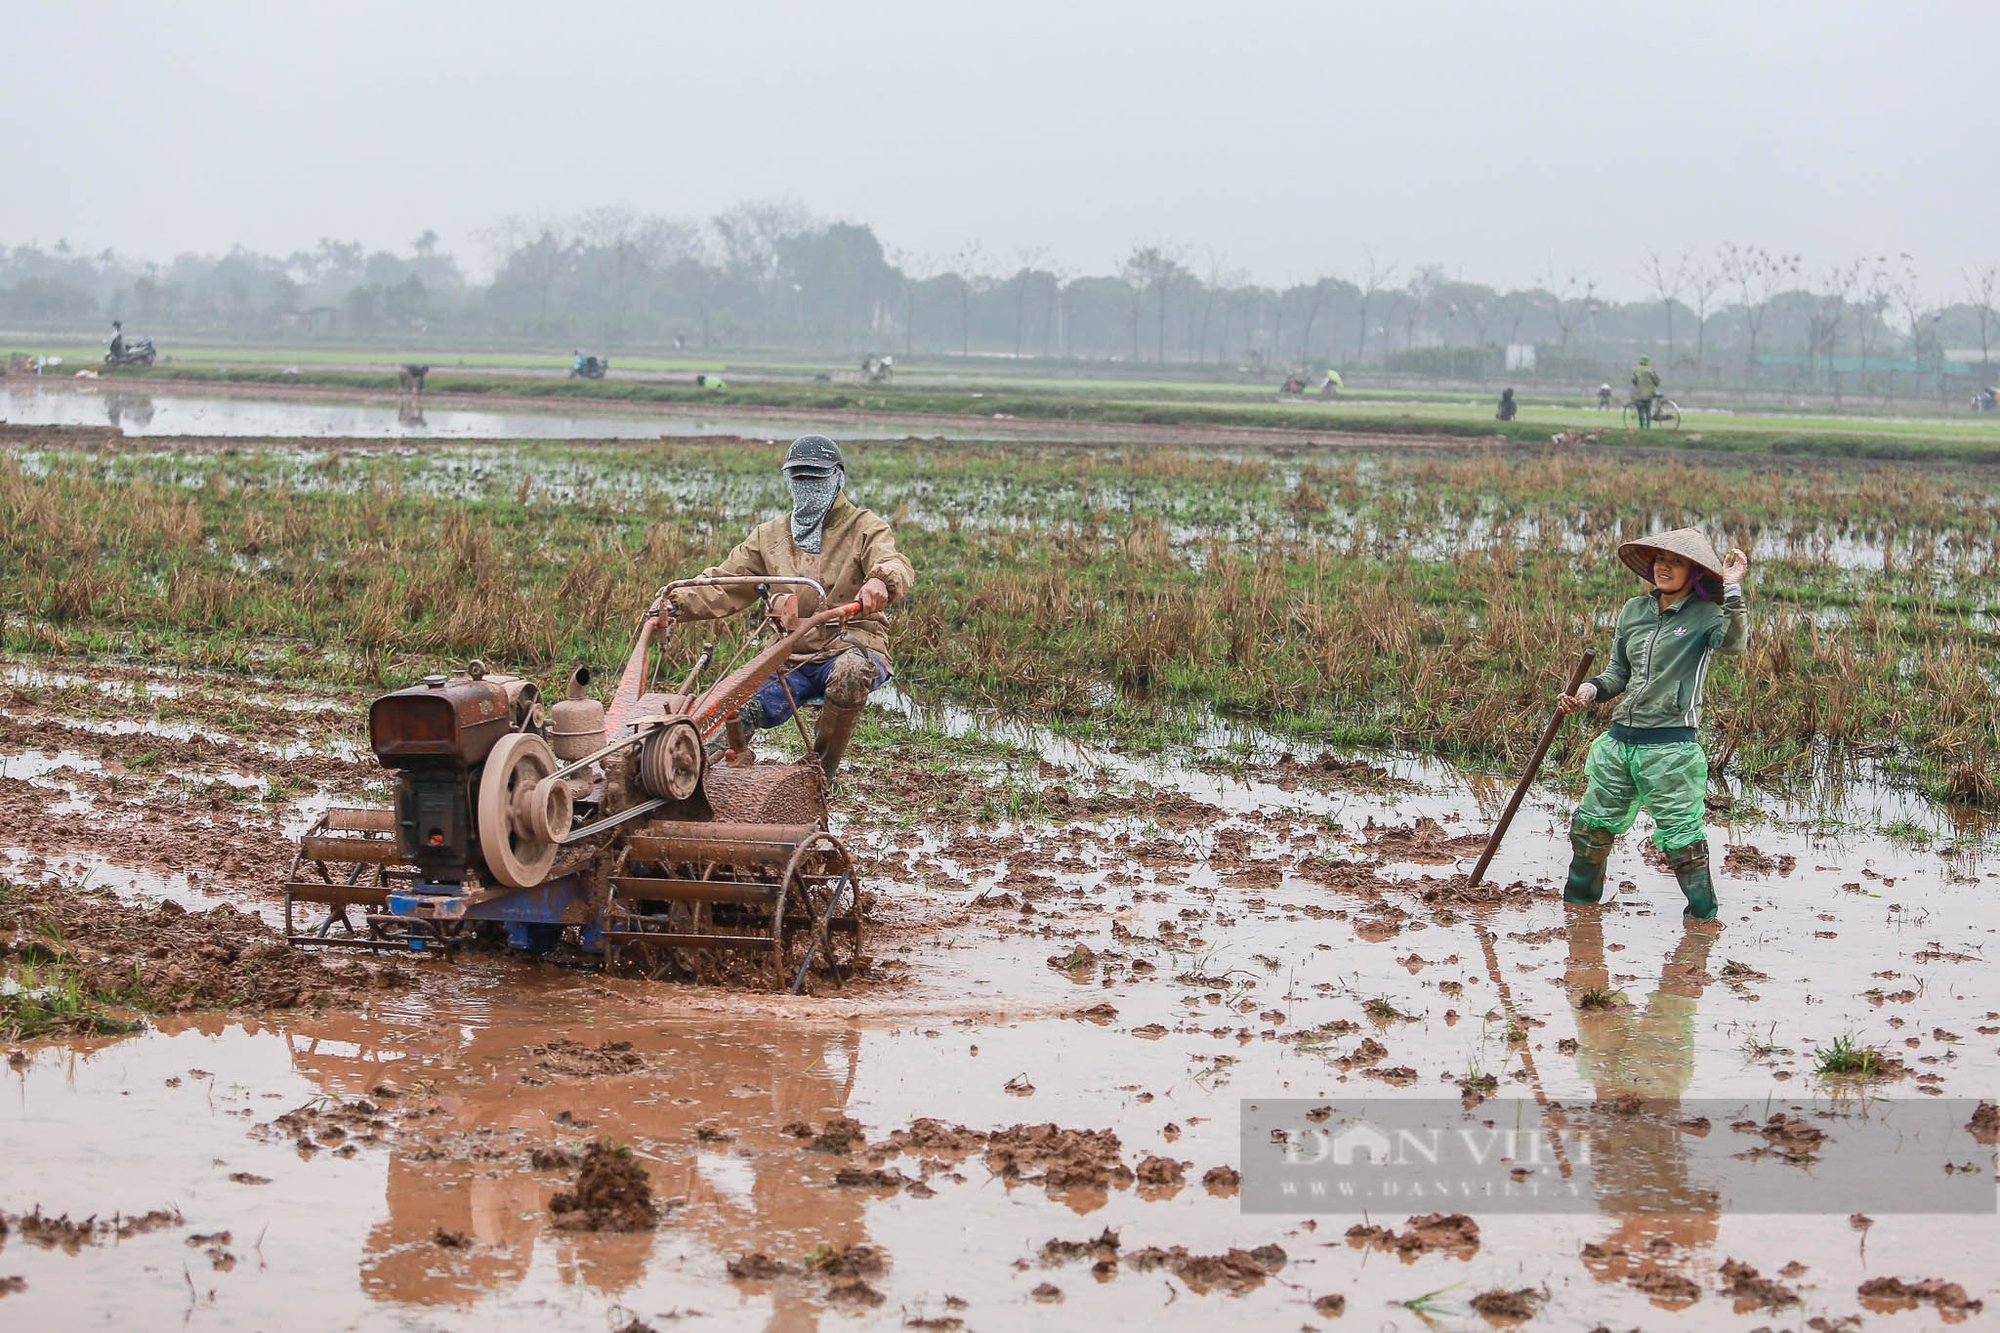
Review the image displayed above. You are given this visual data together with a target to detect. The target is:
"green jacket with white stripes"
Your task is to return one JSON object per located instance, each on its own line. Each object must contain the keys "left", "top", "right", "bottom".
{"left": 1583, "top": 586, "right": 1749, "bottom": 744}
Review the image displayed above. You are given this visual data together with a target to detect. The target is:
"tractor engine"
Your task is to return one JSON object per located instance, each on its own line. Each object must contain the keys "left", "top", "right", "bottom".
{"left": 368, "top": 665, "right": 550, "bottom": 890}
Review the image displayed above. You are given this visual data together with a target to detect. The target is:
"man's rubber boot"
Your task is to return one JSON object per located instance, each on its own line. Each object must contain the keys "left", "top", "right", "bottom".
{"left": 708, "top": 698, "right": 768, "bottom": 767}
{"left": 812, "top": 699, "right": 864, "bottom": 783}
{"left": 1666, "top": 839, "right": 1719, "bottom": 922}
{"left": 1564, "top": 818, "right": 1615, "bottom": 905}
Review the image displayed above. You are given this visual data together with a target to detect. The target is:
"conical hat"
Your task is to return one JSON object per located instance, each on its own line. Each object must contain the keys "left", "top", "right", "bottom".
{"left": 1618, "top": 527, "right": 1724, "bottom": 582}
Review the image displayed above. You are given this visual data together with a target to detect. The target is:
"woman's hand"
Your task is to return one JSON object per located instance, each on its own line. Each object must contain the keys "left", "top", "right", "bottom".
{"left": 1720, "top": 547, "right": 1750, "bottom": 584}
{"left": 1557, "top": 681, "right": 1598, "bottom": 715}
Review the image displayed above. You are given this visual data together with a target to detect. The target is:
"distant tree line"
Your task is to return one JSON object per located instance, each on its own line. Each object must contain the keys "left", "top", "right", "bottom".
{"left": 5, "top": 204, "right": 1996, "bottom": 391}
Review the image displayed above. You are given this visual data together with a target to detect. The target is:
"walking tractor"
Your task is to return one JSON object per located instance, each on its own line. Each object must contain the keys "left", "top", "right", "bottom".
{"left": 284, "top": 576, "right": 866, "bottom": 992}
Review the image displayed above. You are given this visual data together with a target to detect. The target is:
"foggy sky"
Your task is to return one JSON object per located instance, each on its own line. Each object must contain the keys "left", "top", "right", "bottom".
{"left": 4, "top": 0, "right": 1991, "bottom": 301}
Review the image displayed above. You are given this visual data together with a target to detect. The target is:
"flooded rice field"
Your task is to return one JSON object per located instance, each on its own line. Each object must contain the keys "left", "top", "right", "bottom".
{"left": 0, "top": 383, "right": 957, "bottom": 443}
{"left": 1, "top": 656, "right": 1994, "bottom": 1330}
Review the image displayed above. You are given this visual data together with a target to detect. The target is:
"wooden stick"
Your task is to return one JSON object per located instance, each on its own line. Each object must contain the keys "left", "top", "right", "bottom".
{"left": 1465, "top": 650, "right": 1594, "bottom": 888}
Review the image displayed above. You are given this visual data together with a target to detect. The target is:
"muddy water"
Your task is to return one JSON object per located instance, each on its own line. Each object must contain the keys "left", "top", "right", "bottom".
{"left": 6, "top": 726, "right": 1997, "bottom": 1331}
{"left": 0, "top": 384, "right": 950, "bottom": 442}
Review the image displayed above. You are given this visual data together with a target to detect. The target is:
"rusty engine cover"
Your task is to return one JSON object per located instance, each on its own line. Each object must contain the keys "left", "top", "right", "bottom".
{"left": 369, "top": 674, "right": 513, "bottom": 767}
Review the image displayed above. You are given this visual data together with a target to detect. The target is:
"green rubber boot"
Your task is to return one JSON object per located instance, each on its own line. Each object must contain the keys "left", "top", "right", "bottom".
{"left": 1563, "top": 818, "right": 1616, "bottom": 905}
{"left": 1665, "top": 839, "right": 1719, "bottom": 921}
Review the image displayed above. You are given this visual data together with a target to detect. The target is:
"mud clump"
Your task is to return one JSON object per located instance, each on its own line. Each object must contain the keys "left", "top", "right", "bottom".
{"left": 1202, "top": 1165, "right": 1241, "bottom": 1195}
{"left": 1969, "top": 1101, "right": 1999, "bottom": 1139}
{"left": 261, "top": 1097, "right": 395, "bottom": 1156}
{"left": 1630, "top": 1269, "right": 1703, "bottom": 1303}
{"left": 0, "top": 878, "right": 403, "bottom": 1024}
{"left": 1362, "top": 816, "right": 1486, "bottom": 864}
{"left": 1722, "top": 843, "right": 1796, "bottom": 876}
{"left": 1470, "top": 1286, "right": 1545, "bottom": 1320}
{"left": 1857, "top": 1276, "right": 1984, "bottom": 1315}
{"left": 1345, "top": 1213, "right": 1480, "bottom": 1260}
{"left": 1732, "top": 1114, "right": 1826, "bottom": 1163}
{"left": 550, "top": 1139, "right": 658, "bottom": 1232}
{"left": 1040, "top": 1227, "right": 1120, "bottom": 1273}
{"left": 0, "top": 1275, "right": 24, "bottom": 1296}
{"left": 1134, "top": 1154, "right": 1186, "bottom": 1189}
{"left": 1718, "top": 1258, "right": 1799, "bottom": 1310}
{"left": 526, "top": 1039, "right": 646, "bottom": 1080}
{"left": 727, "top": 1252, "right": 799, "bottom": 1280}
{"left": 0, "top": 1206, "right": 183, "bottom": 1253}
{"left": 985, "top": 1124, "right": 1133, "bottom": 1194}
{"left": 806, "top": 1243, "right": 887, "bottom": 1278}
{"left": 1123, "top": 1243, "right": 1285, "bottom": 1295}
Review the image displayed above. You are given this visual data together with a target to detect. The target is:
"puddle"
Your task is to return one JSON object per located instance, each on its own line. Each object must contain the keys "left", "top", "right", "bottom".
{"left": 1, "top": 384, "right": 957, "bottom": 442}
{"left": 3, "top": 675, "right": 1997, "bottom": 1327}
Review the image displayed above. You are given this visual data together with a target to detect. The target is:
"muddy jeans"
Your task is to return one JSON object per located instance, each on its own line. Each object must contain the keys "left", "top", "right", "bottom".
{"left": 1573, "top": 733, "right": 1708, "bottom": 852}
{"left": 748, "top": 649, "right": 891, "bottom": 729}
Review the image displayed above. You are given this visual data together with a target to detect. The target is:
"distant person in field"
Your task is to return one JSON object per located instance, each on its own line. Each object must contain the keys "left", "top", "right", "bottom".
{"left": 1557, "top": 528, "right": 1750, "bottom": 926}
{"left": 1629, "top": 356, "right": 1662, "bottom": 428}
{"left": 1597, "top": 382, "right": 1614, "bottom": 410}
{"left": 1495, "top": 387, "right": 1517, "bottom": 421}
{"left": 109, "top": 321, "right": 125, "bottom": 359}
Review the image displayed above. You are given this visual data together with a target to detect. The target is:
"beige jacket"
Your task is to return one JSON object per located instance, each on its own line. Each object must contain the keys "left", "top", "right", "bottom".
{"left": 671, "top": 494, "right": 915, "bottom": 666}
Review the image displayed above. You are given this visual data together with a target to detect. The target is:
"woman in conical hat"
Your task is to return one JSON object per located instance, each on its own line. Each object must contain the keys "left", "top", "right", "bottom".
{"left": 1555, "top": 527, "right": 1750, "bottom": 925}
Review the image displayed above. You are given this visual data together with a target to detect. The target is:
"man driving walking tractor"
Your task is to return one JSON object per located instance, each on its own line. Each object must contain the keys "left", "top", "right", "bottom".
{"left": 666, "top": 434, "right": 915, "bottom": 782}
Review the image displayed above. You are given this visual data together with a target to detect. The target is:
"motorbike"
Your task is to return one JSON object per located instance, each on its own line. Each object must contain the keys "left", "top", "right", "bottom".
{"left": 1973, "top": 387, "right": 1997, "bottom": 413}
{"left": 570, "top": 353, "right": 609, "bottom": 380}
{"left": 104, "top": 336, "right": 157, "bottom": 368}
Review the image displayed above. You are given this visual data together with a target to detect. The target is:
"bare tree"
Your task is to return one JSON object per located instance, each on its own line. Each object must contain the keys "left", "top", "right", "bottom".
{"left": 1887, "top": 256, "right": 1940, "bottom": 394}
{"left": 1685, "top": 258, "right": 1724, "bottom": 377}
{"left": 1297, "top": 272, "right": 1334, "bottom": 364}
{"left": 1402, "top": 264, "right": 1442, "bottom": 353}
{"left": 1352, "top": 251, "right": 1396, "bottom": 364}
{"left": 1717, "top": 243, "right": 1800, "bottom": 381}
{"left": 1858, "top": 258, "right": 1895, "bottom": 373}
{"left": 890, "top": 248, "right": 935, "bottom": 357}
{"left": 1542, "top": 268, "right": 1582, "bottom": 351}
{"left": 1805, "top": 260, "right": 1860, "bottom": 388}
{"left": 1965, "top": 263, "right": 1999, "bottom": 370}
{"left": 950, "top": 242, "right": 987, "bottom": 358}
{"left": 1008, "top": 245, "right": 1048, "bottom": 359}
{"left": 1121, "top": 244, "right": 1186, "bottom": 364}
{"left": 1643, "top": 249, "right": 1689, "bottom": 363}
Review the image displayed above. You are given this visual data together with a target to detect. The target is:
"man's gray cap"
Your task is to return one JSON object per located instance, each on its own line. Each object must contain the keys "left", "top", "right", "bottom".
{"left": 783, "top": 434, "right": 844, "bottom": 478}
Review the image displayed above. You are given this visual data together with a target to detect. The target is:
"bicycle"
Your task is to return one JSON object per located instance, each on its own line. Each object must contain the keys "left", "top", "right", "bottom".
{"left": 1622, "top": 396, "right": 1682, "bottom": 430}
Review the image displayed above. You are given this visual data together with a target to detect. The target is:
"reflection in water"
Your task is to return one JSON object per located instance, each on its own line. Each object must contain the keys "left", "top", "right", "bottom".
{"left": 279, "top": 1004, "right": 868, "bottom": 1328}
{"left": 1565, "top": 908, "right": 1721, "bottom": 1302}
{"left": 103, "top": 392, "right": 156, "bottom": 430}
{"left": 1, "top": 384, "right": 950, "bottom": 441}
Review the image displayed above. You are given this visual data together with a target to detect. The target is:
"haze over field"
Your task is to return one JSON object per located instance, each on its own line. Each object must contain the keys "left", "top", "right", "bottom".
{"left": 4, "top": 0, "right": 1992, "bottom": 298}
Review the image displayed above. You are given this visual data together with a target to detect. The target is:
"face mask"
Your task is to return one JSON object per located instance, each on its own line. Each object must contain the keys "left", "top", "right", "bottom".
{"left": 787, "top": 469, "right": 843, "bottom": 552}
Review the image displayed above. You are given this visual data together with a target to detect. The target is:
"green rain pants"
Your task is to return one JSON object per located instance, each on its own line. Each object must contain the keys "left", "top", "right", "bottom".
{"left": 1573, "top": 733, "right": 1709, "bottom": 852}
